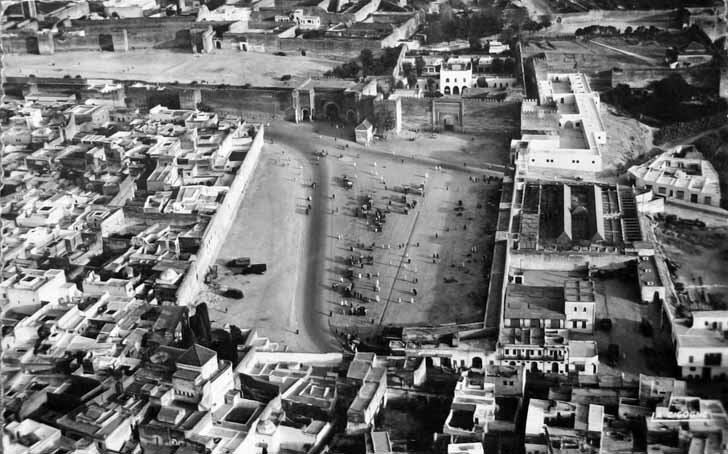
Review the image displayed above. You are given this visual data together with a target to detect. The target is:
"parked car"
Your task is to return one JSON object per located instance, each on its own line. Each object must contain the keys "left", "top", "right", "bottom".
{"left": 237, "top": 263, "right": 267, "bottom": 275}
{"left": 227, "top": 257, "right": 251, "bottom": 268}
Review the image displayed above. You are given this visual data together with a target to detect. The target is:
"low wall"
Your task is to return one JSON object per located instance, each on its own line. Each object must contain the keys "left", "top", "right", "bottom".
{"left": 176, "top": 124, "right": 265, "bottom": 306}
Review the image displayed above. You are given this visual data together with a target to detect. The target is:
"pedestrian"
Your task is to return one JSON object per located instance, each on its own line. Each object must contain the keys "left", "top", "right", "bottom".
{"left": 435, "top": 232, "right": 438, "bottom": 239}
{"left": 295, "top": 329, "right": 299, "bottom": 335}
{"left": 329, "top": 311, "right": 333, "bottom": 317}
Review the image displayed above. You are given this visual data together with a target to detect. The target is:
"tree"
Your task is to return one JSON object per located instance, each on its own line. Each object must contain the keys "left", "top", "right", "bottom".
{"left": 469, "top": 38, "right": 482, "bottom": 50}
{"left": 426, "top": 78, "right": 437, "bottom": 92}
{"left": 406, "top": 73, "right": 418, "bottom": 88}
{"left": 415, "top": 56, "right": 426, "bottom": 76}
{"left": 360, "top": 49, "right": 374, "bottom": 72}
{"left": 491, "top": 57, "right": 504, "bottom": 73}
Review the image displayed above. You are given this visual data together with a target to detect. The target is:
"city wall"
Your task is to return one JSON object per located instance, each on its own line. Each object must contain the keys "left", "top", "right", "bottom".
{"left": 400, "top": 98, "right": 520, "bottom": 134}
{"left": 175, "top": 124, "right": 265, "bottom": 307}
{"left": 3, "top": 17, "right": 209, "bottom": 54}
{"left": 124, "top": 83, "right": 297, "bottom": 120}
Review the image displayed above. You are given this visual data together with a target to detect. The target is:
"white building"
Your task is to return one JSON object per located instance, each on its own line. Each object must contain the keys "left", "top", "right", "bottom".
{"left": 3, "top": 419, "right": 63, "bottom": 454}
{"left": 0, "top": 269, "right": 79, "bottom": 309}
{"left": 636, "top": 255, "right": 665, "bottom": 304}
{"left": 440, "top": 58, "right": 472, "bottom": 96}
{"left": 512, "top": 73, "right": 606, "bottom": 175}
{"left": 498, "top": 280, "right": 599, "bottom": 375}
{"left": 443, "top": 372, "right": 496, "bottom": 439}
{"left": 628, "top": 149, "right": 721, "bottom": 207}
{"left": 674, "top": 311, "right": 728, "bottom": 380}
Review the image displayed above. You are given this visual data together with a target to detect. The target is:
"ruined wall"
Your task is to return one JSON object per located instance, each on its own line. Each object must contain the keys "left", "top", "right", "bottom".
{"left": 175, "top": 125, "right": 265, "bottom": 306}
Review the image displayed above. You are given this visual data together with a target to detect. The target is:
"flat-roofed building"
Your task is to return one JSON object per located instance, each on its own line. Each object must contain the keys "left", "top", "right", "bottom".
{"left": 511, "top": 72, "right": 606, "bottom": 176}
{"left": 629, "top": 148, "right": 721, "bottom": 208}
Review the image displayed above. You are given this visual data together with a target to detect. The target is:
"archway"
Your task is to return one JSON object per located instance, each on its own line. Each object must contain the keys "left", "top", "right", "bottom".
{"left": 592, "top": 363, "right": 598, "bottom": 374}
{"left": 215, "top": 40, "right": 222, "bottom": 49}
{"left": 324, "top": 103, "right": 339, "bottom": 121}
{"left": 471, "top": 357, "right": 483, "bottom": 369}
{"left": 346, "top": 109, "right": 357, "bottom": 124}
{"left": 461, "top": 86, "right": 468, "bottom": 96}
{"left": 551, "top": 362, "right": 559, "bottom": 373}
{"left": 99, "top": 34, "right": 114, "bottom": 52}
{"left": 442, "top": 115, "right": 456, "bottom": 131}
{"left": 530, "top": 362, "right": 539, "bottom": 373}
{"left": 452, "top": 86, "right": 460, "bottom": 95}
{"left": 444, "top": 86, "right": 451, "bottom": 95}
{"left": 302, "top": 108, "right": 310, "bottom": 121}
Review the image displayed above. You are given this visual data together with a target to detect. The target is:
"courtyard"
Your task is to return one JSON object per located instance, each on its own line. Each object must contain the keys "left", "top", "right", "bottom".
{"left": 199, "top": 120, "right": 511, "bottom": 351}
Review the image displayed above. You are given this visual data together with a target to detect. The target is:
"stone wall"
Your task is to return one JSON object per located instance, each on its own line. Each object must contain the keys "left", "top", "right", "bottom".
{"left": 175, "top": 124, "right": 265, "bottom": 306}
{"left": 400, "top": 98, "right": 520, "bottom": 134}
{"left": 279, "top": 37, "right": 383, "bottom": 57}
{"left": 200, "top": 87, "right": 295, "bottom": 119}
{"left": 3, "top": 17, "right": 210, "bottom": 54}
{"left": 123, "top": 83, "right": 296, "bottom": 119}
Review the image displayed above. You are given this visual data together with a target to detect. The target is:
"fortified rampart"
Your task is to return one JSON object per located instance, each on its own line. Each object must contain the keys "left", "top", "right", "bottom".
{"left": 400, "top": 98, "right": 520, "bottom": 134}
{"left": 2, "top": 17, "right": 224, "bottom": 54}
{"left": 176, "top": 124, "right": 265, "bottom": 306}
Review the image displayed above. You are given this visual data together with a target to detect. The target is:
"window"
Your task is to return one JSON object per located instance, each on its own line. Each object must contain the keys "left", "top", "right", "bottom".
{"left": 705, "top": 196, "right": 712, "bottom": 205}
{"left": 574, "top": 307, "right": 578, "bottom": 311}
{"left": 677, "top": 191, "right": 685, "bottom": 200}
{"left": 658, "top": 187, "right": 666, "bottom": 194}
{"left": 689, "top": 355, "right": 694, "bottom": 363}
{"left": 446, "top": 78, "right": 450, "bottom": 83}
{"left": 583, "top": 307, "right": 587, "bottom": 311}
{"left": 705, "top": 353, "right": 722, "bottom": 366}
